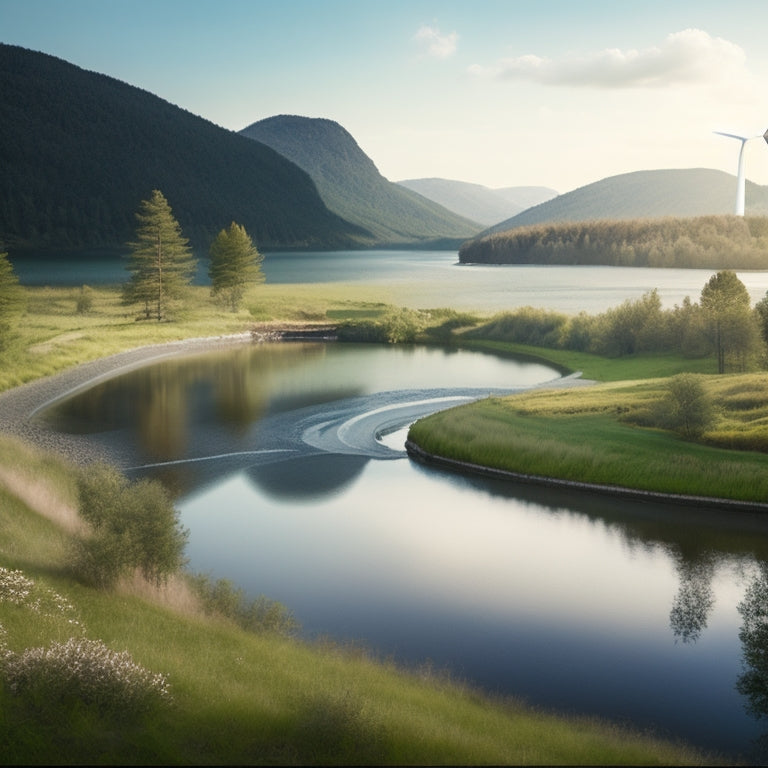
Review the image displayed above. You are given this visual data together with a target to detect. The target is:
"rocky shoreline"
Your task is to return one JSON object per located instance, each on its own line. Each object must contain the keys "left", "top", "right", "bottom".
{"left": 0, "top": 333, "right": 257, "bottom": 464}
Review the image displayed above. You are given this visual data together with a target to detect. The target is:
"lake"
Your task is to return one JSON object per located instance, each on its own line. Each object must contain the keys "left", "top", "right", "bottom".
{"left": 11, "top": 248, "right": 768, "bottom": 313}
{"left": 42, "top": 341, "right": 768, "bottom": 762}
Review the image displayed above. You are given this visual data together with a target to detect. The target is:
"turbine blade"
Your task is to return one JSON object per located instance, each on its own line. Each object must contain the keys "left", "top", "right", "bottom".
{"left": 714, "top": 131, "right": 749, "bottom": 141}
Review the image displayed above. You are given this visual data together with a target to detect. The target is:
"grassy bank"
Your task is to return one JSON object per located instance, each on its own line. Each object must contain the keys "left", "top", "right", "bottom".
{"left": 0, "top": 283, "right": 397, "bottom": 392}
{"left": 408, "top": 373, "right": 768, "bottom": 505}
{"left": 0, "top": 435, "right": 708, "bottom": 765}
{"left": 456, "top": 338, "right": 718, "bottom": 381}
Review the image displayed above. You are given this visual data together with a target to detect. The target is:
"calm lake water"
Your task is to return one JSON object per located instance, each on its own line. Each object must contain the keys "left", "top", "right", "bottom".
{"left": 11, "top": 248, "right": 768, "bottom": 313}
{"left": 43, "top": 342, "right": 768, "bottom": 761}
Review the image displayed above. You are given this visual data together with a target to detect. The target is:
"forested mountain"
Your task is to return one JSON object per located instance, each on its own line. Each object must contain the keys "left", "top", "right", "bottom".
{"left": 0, "top": 44, "right": 365, "bottom": 256}
{"left": 460, "top": 215, "right": 768, "bottom": 269}
{"left": 482, "top": 169, "right": 768, "bottom": 236}
{"left": 396, "top": 178, "right": 557, "bottom": 226}
{"left": 240, "top": 116, "right": 482, "bottom": 245}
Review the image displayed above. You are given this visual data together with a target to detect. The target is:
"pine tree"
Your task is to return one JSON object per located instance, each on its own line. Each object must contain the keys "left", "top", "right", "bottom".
{"left": 208, "top": 222, "right": 264, "bottom": 311}
{"left": 123, "top": 190, "right": 195, "bottom": 321}
{"left": 0, "top": 251, "right": 26, "bottom": 351}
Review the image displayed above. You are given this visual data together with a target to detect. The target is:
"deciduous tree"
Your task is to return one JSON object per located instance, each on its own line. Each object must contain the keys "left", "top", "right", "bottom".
{"left": 123, "top": 190, "right": 195, "bottom": 321}
{"left": 700, "top": 270, "right": 762, "bottom": 373}
{"left": 208, "top": 221, "right": 264, "bottom": 311}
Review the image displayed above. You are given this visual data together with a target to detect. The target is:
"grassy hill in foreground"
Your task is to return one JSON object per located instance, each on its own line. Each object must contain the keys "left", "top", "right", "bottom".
{"left": 0, "top": 434, "right": 707, "bottom": 765}
{"left": 0, "top": 44, "right": 362, "bottom": 256}
{"left": 482, "top": 168, "right": 768, "bottom": 235}
{"left": 240, "top": 115, "right": 483, "bottom": 246}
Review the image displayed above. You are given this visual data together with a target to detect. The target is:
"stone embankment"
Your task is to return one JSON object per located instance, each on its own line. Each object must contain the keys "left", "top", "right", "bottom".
{"left": 250, "top": 323, "right": 337, "bottom": 342}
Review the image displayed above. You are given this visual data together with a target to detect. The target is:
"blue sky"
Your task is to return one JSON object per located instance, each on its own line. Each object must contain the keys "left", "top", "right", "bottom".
{"left": 2, "top": 0, "right": 767, "bottom": 193}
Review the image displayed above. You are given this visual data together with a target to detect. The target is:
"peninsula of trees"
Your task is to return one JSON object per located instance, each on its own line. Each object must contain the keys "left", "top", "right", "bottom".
{"left": 459, "top": 216, "right": 768, "bottom": 269}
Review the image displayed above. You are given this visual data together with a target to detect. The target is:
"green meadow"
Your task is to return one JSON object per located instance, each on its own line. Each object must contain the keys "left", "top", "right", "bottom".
{"left": 408, "top": 373, "right": 768, "bottom": 504}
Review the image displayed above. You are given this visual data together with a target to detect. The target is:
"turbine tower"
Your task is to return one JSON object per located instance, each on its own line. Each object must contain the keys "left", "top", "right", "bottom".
{"left": 714, "top": 131, "right": 760, "bottom": 216}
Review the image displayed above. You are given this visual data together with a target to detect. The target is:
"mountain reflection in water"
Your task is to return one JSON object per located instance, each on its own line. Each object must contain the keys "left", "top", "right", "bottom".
{"left": 40, "top": 341, "right": 768, "bottom": 761}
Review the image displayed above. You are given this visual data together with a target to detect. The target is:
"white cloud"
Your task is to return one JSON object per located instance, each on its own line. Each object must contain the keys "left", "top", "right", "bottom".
{"left": 414, "top": 25, "right": 458, "bottom": 59}
{"left": 471, "top": 28, "right": 750, "bottom": 88}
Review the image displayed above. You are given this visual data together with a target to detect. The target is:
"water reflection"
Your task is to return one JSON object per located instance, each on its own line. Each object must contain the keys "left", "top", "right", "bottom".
{"left": 246, "top": 454, "right": 369, "bottom": 500}
{"left": 39, "top": 342, "right": 768, "bottom": 759}
{"left": 738, "top": 564, "right": 768, "bottom": 719}
{"left": 43, "top": 342, "right": 557, "bottom": 497}
{"left": 669, "top": 554, "right": 716, "bottom": 645}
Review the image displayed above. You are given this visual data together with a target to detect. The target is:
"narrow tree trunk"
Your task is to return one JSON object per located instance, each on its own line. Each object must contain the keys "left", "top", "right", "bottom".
{"left": 156, "top": 232, "right": 163, "bottom": 322}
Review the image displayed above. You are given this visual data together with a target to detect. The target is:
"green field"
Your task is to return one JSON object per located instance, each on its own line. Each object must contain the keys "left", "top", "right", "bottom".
{"left": 408, "top": 376, "right": 768, "bottom": 504}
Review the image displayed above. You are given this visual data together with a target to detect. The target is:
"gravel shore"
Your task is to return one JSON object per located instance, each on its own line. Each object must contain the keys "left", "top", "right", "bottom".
{"left": 0, "top": 334, "right": 253, "bottom": 464}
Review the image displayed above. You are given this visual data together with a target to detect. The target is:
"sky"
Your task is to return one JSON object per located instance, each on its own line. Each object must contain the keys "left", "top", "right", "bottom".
{"left": 2, "top": 0, "right": 768, "bottom": 194}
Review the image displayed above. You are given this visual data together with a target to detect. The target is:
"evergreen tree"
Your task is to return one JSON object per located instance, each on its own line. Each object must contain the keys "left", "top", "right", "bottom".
{"left": 208, "top": 222, "right": 264, "bottom": 311}
{"left": 0, "top": 252, "right": 26, "bottom": 351}
{"left": 123, "top": 190, "right": 195, "bottom": 321}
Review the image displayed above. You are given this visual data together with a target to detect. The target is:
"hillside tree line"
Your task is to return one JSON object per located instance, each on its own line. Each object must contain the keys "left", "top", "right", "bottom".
{"left": 466, "top": 270, "right": 767, "bottom": 374}
{"left": 460, "top": 216, "right": 768, "bottom": 270}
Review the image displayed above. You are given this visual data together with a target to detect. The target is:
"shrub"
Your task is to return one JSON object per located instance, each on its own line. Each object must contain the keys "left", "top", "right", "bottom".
{"left": 73, "top": 464, "right": 189, "bottom": 588}
{"left": 188, "top": 573, "right": 299, "bottom": 636}
{"left": 2, "top": 638, "right": 171, "bottom": 718}
{"left": 381, "top": 308, "right": 428, "bottom": 343}
{"left": 75, "top": 285, "right": 94, "bottom": 314}
{"left": 654, "top": 374, "right": 715, "bottom": 439}
{"left": 336, "top": 319, "right": 388, "bottom": 343}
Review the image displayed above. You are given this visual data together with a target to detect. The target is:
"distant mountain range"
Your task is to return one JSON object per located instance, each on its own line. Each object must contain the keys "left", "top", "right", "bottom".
{"left": 0, "top": 45, "right": 477, "bottom": 257}
{"left": 481, "top": 169, "right": 768, "bottom": 237}
{"left": 396, "top": 179, "right": 557, "bottom": 226}
{"left": 2, "top": 43, "right": 768, "bottom": 262}
{"left": 240, "top": 116, "right": 481, "bottom": 245}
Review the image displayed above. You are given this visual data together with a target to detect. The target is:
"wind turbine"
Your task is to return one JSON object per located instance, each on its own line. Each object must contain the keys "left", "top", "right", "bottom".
{"left": 714, "top": 131, "right": 762, "bottom": 216}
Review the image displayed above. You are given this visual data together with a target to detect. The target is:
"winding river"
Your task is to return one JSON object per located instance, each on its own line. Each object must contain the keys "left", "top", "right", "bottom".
{"left": 38, "top": 340, "right": 768, "bottom": 762}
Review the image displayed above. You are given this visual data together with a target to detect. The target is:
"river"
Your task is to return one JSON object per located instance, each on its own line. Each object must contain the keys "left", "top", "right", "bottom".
{"left": 40, "top": 340, "right": 768, "bottom": 762}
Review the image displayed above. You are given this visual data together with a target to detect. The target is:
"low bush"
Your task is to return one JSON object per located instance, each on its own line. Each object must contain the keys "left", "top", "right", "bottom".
{"left": 652, "top": 374, "right": 716, "bottom": 439}
{"left": 188, "top": 573, "right": 299, "bottom": 636}
{"left": 73, "top": 464, "right": 189, "bottom": 588}
{"left": 1, "top": 637, "right": 171, "bottom": 719}
{"left": 75, "top": 285, "right": 94, "bottom": 314}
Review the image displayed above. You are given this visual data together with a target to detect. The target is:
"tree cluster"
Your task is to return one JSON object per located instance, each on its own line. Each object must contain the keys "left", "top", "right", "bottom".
{"left": 460, "top": 216, "right": 768, "bottom": 270}
{"left": 466, "top": 270, "right": 767, "bottom": 373}
{"left": 122, "top": 190, "right": 263, "bottom": 319}
{"left": 72, "top": 463, "right": 189, "bottom": 588}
